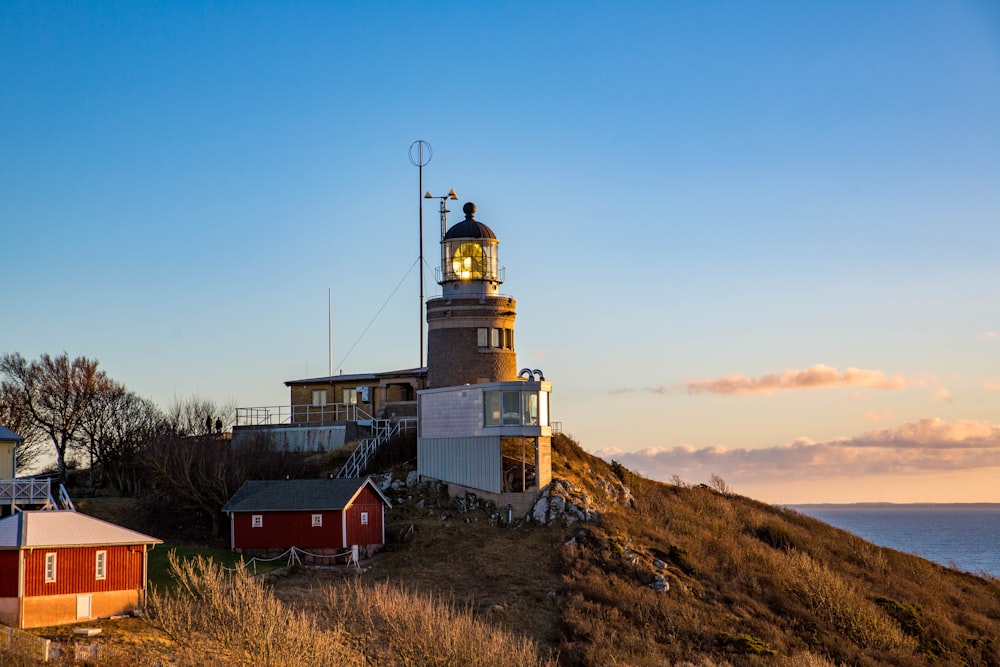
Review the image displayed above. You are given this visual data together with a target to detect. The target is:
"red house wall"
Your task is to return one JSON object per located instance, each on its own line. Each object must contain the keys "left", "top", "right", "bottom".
{"left": 22, "top": 545, "right": 144, "bottom": 597}
{"left": 345, "top": 486, "right": 385, "bottom": 546}
{"left": 232, "top": 510, "right": 345, "bottom": 550}
{"left": 0, "top": 551, "right": 19, "bottom": 596}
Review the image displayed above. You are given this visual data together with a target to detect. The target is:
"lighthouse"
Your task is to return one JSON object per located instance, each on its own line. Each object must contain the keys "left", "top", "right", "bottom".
{"left": 425, "top": 202, "right": 518, "bottom": 388}
{"left": 418, "top": 201, "right": 551, "bottom": 513}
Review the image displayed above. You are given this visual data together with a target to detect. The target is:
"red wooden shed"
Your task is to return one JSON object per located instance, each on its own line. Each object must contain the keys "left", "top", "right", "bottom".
{"left": 0, "top": 510, "right": 161, "bottom": 629}
{"left": 221, "top": 477, "right": 391, "bottom": 555}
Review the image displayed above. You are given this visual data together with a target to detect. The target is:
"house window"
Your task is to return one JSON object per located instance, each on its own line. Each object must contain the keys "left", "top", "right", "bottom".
{"left": 342, "top": 388, "right": 357, "bottom": 405}
{"left": 477, "top": 328, "right": 488, "bottom": 348}
{"left": 484, "top": 391, "right": 501, "bottom": 426}
{"left": 312, "top": 390, "right": 327, "bottom": 406}
{"left": 312, "top": 514, "right": 323, "bottom": 527}
{"left": 492, "top": 328, "right": 501, "bottom": 348}
{"left": 95, "top": 551, "right": 107, "bottom": 580}
{"left": 361, "top": 512, "right": 369, "bottom": 525}
{"left": 45, "top": 553, "right": 57, "bottom": 583}
{"left": 251, "top": 514, "right": 263, "bottom": 528}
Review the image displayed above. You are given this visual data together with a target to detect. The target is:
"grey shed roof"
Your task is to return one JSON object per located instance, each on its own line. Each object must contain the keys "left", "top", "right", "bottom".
{"left": 0, "top": 425, "right": 24, "bottom": 443}
{"left": 0, "top": 510, "right": 162, "bottom": 548}
{"left": 221, "top": 477, "right": 391, "bottom": 513}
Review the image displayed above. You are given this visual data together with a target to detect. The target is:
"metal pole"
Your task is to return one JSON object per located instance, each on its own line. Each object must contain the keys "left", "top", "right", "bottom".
{"left": 409, "top": 140, "right": 432, "bottom": 370}
{"left": 419, "top": 147, "right": 424, "bottom": 369}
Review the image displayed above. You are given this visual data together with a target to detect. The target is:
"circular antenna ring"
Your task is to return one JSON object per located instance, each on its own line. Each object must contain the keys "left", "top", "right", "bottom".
{"left": 409, "top": 140, "right": 432, "bottom": 167}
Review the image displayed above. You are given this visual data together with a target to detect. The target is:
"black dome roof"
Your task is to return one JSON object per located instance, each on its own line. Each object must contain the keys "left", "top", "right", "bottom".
{"left": 443, "top": 202, "right": 497, "bottom": 240}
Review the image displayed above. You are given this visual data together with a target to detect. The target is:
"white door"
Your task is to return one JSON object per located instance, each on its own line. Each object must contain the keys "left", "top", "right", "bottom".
{"left": 76, "top": 594, "right": 92, "bottom": 619}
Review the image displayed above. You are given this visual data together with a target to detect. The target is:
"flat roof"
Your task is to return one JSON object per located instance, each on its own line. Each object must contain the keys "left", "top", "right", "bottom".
{"left": 285, "top": 367, "right": 426, "bottom": 386}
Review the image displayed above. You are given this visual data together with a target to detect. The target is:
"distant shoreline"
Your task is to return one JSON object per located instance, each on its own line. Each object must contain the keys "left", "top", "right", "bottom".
{"left": 789, "top": 502, "right": 1000, "bottom": 510}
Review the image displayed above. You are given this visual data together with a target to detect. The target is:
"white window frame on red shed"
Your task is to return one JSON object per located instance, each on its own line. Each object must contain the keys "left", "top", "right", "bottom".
{"left": 251, "top": 514, "right": 263, "bottom": 528}
{"left": 95, "top": 550, "right": 107, "bottom": 580}
{"left": 45, "top": 552, "right": 57, "bottom": 583}
{"left": 312, "top": 513, "right": 322, "bottom": 527}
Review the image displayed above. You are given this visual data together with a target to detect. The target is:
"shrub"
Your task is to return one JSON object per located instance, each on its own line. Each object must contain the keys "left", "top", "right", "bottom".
{"left": 150, "top": 552, "right": 359, "bottom": 666}
{"left": 785, "top": 551, "right": 913, "bottom": 652}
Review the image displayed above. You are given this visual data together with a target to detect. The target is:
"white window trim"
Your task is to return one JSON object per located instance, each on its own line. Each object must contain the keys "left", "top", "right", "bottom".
{"left": 45, "top": 552, "right": 57, "bottom": 583}
{"left": 95, "top": 550, "right": 107, "bottom": 580}
{"left": 361, "top": 511, "right": 369, "bottom": 526}
{"left": 311, "top": 513, "right": 323, "bottom": 527}
{"left": 251, "top": 514, "right": 263, "bottom": 528}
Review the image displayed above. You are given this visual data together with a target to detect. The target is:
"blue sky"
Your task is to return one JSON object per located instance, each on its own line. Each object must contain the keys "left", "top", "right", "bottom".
{"left": 3, "top": 1, "right": 999, "bottom": 502}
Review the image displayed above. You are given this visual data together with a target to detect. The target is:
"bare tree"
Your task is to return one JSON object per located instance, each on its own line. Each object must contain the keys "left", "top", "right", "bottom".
{"left": 0, "top": 383, "right": 46, "bottom": 474}
{"left": 78, "top": 384, "right": 166, "bottom": 493}
{"left": 0, "top": 352, "right": 113, "bottom": 482}
{"left": 165, "top": 395, "right": 237, "bottom": 437}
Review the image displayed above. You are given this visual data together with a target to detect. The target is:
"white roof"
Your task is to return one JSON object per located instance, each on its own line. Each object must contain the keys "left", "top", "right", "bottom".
{"left": 0, "top": 510, "right": 162, "bottom": 548}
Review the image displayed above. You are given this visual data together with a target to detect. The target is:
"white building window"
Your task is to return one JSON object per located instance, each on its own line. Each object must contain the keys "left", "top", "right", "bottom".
{"left": 95, "top": 551, "right": 107, "bottom": 580}
{"left": 360, "top": 512, "right": 369, "bottom": 525}
{"left": 477, "top": 328, "right": 489, "bottom": 348}
{"left": 311, "top": 514, "right": 323, "bottom": 527}
{"left": 251, "top": 514, "right": 263, "bottom": 528}
{"left": 45, "top": 553, "right": 57, "bottom": 583}
{"left": 312, "top": 389, "right": 327, "bottom": 406}
{"left": 342, "top": 388, "right": 357, "bottom": 405}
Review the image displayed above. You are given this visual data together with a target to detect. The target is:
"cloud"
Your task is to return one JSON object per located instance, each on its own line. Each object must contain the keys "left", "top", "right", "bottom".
{"left": 984, "top": 379, "right": 1000, "bottom": 393}
{"left": 858, "top": 409, "right": 894, "bottom": 423}
{"left": 595, "top": 418, "right": 1000, "bottom": 485}
{"left": 531, "top": 348, "right": 549, "bottom": 358}
{"left": 681, "top": 364, "right": 911, "bottom": 396}
{"left": 931, "top": 386, "right": 953, "bottom": 403}
{"left": 609, "top": 385, "right": 672, "bottom": 396}
{"left": 980, "top": 331, "right": 1000, "bottom": 339}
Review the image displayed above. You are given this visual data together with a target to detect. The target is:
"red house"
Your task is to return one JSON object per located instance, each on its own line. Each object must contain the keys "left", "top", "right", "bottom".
{"left": 0, "top": 510, "right": 161, "bottom": 629}
{"left": 222, "top": 477, "right": 391, "bottom": 555}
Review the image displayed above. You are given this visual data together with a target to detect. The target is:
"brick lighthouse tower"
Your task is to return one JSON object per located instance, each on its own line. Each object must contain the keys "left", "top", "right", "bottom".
{"left": 425, "top": 202, "right": 517, "bottom": 389}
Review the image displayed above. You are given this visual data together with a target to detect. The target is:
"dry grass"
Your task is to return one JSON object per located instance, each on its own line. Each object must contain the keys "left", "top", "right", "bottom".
{"left": 14, "top": 432, "right": 1000, "bottom": 666}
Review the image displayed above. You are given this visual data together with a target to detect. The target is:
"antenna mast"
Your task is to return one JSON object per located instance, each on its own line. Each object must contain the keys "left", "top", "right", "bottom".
{"left": 409, "top": 140, "right": 432, "bottom": 369}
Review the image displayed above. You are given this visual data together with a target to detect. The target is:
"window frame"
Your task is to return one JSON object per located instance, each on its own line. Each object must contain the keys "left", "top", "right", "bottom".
{"left": 45, "top": 552, "right": 57, "bottom": 583}
{"left": 311, "top": 513, "right": 323, "bottom": 527}
{"left": 251, "top": 514, "right": 263, "bottom": 528}
{"left": 360, "top": 512, "right": 369, "bottom": 526}
{"left": 95, "top": 550, "right": 107, "bottom": 580}
{"left": 311, "top": 389, "right": 327, "bottom": 406}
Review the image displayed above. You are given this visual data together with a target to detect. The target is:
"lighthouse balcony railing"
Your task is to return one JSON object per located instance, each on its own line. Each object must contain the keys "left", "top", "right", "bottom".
{"left": 434, "top": 266, "right": 505, "bottom": 284}
{"left": 235, "top": 403, "right": 373, "bottom": 427}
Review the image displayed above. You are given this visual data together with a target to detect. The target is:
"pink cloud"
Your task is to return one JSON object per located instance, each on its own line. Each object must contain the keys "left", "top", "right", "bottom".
{"left": 681, "top": 364, "right": 911, "bottom": 396}
{"left": 984, "top": 380, "right": 1000, "bottom": 393}
{"left": 858, "top": 409, "right": 894, "bottom": 423}
{"left": 931, "top": 386, "right": 953, "bottom": 403}
{"left": 595, "top": 418, "right": 1000, "bottom": 487}
{"left": 980, "top": 331, "right": 1000, "bottom": 339}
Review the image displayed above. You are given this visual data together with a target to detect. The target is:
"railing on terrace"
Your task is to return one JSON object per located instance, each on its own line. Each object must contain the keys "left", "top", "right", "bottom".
{"left": 338, "top": 418, "right": 417, "bottom": 479}
{"left": 0, "top": 478, "right": 56, "bottom": 508}
{"left": 236, "top": 403, "right": 374, "bottom": 427}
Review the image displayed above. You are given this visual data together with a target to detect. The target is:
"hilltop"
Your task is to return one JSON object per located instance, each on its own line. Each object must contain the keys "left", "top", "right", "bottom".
{"left": 34, "top": 433, "right": 1000, "bottom": 666}
{"left": 356, "top": 433, "right": 1000, "bottom": 665}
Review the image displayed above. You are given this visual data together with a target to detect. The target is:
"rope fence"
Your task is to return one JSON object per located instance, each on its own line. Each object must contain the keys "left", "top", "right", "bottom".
{"left": 222, "top": 545, "right": 362, "bottom": 574}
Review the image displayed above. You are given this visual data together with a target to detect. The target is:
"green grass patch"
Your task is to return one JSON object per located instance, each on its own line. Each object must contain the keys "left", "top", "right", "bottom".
{"left": 148, "top": 545, "right": 286, "bottom": 590}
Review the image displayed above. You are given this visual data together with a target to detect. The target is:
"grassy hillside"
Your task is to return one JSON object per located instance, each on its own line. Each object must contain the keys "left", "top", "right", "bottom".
{"left": 22, "top": 433, "right": 1000, "bottom": 666}
{"left": 367, "top": 434, "right": 1000, "bottom": 665}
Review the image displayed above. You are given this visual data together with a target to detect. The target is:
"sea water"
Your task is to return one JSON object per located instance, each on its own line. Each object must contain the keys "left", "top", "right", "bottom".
{"left": 791, "top": 504, "right": 1000, "bottom": 577}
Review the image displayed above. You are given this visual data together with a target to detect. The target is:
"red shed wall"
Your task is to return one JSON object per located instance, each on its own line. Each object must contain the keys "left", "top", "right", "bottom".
{"left": 22, "top": 545, "right": 145, "bottom": 597}
{"left": 345, "top": 485, "right": 385, "bottom": 546}
{"left": 232, "top": 510, "right": 345, "bottom": 550}
{"left": 0, "top": 550, "right": 19, "bottom": 597}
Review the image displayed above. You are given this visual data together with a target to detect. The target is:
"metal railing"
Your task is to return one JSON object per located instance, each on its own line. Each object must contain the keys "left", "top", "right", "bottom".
{"left": 235, "top": 403, "right": 374, "bottom": 427}
{"left": 338, "top": 418, "right": 417, "bottom": 479}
